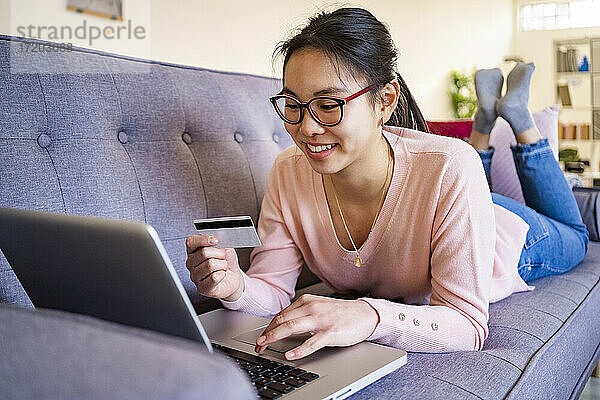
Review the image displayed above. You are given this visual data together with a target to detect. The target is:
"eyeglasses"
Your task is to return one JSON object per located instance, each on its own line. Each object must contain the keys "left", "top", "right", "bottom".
{"left": 269, "top": 85, "right": 375, "bottom": 127}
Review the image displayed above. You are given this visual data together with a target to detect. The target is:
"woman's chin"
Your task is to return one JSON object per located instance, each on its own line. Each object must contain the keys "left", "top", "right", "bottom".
{"left": 309, "top": 162, "right": 339, "bottom": 177}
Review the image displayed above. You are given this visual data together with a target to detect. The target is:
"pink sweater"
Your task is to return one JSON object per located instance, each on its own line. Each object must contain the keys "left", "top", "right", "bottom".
{"left": 222, "top": 126, "right": 534, "bottom": 352}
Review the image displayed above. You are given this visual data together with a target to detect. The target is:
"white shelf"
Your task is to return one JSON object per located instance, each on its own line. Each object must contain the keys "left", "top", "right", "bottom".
{"left": 554, "top": 37, "right": 599, "bottom": 142}
{"left": 560, "top": 139, "right": 598, "bottom": 144}
{"left": 556, "top": 37, "right": 590, "bottom": 45}
{"left": 577, "top": 171, "right": 600, "bottom": 177}
{"left": 560, "top": 106, "right": 596, "bottom": 110}
{"left": 556, "top": 71, "right": 592, "bottom": 75}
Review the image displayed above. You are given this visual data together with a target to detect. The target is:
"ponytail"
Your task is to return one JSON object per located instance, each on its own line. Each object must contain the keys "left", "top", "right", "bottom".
{"left": 386, "top": 73, "right": 429, "bottom": 133}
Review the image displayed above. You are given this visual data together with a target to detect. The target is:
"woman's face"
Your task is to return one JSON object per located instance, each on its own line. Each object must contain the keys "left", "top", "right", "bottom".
{"left": 282, "top": 47, "right": 383, "bottom": 176}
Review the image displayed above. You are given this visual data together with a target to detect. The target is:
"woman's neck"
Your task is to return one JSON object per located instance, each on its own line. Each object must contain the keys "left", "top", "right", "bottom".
{"left": 328, "top": 132, "right": 393, "bottom": 205}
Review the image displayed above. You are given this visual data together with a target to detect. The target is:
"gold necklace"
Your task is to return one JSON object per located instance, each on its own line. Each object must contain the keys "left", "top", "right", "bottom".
{"left": 329, "top": 142, "right": 392, "bottom": 268}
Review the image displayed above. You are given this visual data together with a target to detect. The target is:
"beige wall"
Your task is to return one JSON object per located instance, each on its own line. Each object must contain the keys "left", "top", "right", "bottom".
{"left": 147, "top": 0, "right": 515, "bottom": 120}
{"left": 0, "top": 0, "right": 515, "bottom": 119}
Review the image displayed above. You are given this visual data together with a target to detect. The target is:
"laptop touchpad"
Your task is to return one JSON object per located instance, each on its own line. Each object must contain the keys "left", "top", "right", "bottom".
{"left": 232, "top": 327, "right": 311, "bottom": 354}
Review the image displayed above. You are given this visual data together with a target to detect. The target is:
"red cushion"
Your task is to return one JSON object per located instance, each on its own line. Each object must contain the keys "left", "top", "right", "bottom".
{"left": 426, "top": 120, "right": 473, "bottom": 140}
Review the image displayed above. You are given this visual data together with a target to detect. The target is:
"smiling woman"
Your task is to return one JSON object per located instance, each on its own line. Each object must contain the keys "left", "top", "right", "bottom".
{"left": 185, "top": 6, "right": 589, "bottom": 361}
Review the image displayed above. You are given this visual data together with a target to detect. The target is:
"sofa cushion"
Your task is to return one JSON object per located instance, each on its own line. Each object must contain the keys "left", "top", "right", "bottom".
{"left": 573, "top": 187, "right": 600, "bottom": 241}
{"left": 0, "top": 304, "right": 255, "bottom": 400}
{"left": 427, "top": 119, "right": 473, "bottom": 141}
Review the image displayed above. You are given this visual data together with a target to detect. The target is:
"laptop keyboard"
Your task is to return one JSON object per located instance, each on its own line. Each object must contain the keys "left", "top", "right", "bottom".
{"left": 212, "top": 343, "right": 319, "bottom": 399}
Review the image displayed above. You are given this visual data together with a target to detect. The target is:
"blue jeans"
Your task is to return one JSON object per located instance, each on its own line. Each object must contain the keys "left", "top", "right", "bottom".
{"left": 476, "top": 138, "right": 589, "bottom": 282}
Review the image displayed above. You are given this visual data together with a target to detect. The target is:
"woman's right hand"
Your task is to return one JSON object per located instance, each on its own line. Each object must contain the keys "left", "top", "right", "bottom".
{"left": 185, "top": 235, "right": 244, "bottom": 302}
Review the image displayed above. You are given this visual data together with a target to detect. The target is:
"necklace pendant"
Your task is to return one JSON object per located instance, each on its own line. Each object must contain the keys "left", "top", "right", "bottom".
{"left": 354, "top": 253, "right": 362, "bottom": 268}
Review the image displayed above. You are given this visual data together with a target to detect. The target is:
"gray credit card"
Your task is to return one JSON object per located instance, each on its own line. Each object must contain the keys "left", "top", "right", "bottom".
{"left": 193, "top": 215, "right": 261, "bottom": 249}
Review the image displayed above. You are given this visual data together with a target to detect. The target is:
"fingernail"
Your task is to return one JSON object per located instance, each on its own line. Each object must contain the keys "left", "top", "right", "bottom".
{"left": 256, "top": 336, "right": 265, "bottom": 344}
{"left": 210, "top": 237, "right": 219, "bottom": 244}
{"left": 286, "top": 351, "right": 295, "bottom": 359}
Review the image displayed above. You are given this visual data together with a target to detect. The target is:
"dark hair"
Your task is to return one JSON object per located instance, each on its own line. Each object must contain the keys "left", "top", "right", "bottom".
{"left": 272, "top": 7, "right": 429, "bottom": 133}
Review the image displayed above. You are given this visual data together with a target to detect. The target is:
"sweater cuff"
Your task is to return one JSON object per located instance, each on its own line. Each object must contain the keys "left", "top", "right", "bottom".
{"left": 219, "top": 273, "right": 276, "bottom": 317}
{"left": 358, "top": 297, "right": 405, "bottom": 341}
{"left": 220, "top": 272, "right": 253, "bottom": 311}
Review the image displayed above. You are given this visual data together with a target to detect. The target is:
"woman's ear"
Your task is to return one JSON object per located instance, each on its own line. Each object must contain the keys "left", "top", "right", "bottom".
{"left": 379, "top": 79, "right": 400, "bottom": 124}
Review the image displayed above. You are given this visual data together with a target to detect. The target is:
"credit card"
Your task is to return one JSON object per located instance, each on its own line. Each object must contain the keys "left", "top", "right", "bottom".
{"left": 193, "top": 215, "right": 261, "bottom": 249}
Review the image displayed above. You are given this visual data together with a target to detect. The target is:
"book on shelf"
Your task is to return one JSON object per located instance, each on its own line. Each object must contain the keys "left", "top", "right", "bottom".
{"left": 567, "top": 47, "right": 579, "bottom": 72}
{"left": 595, "top": 111, "right": 600, "bottom": 139}
{"left": 559, "top": 122, "right": 591, "bottom": 140}
{"left": 557, "top": 47, "right": 567, "bottom": 72}
{"left": 557, "top": 84, "right": 572, "bottom": 106}
{"left": 582, "top": 124, "right": 590, "bottom": 140}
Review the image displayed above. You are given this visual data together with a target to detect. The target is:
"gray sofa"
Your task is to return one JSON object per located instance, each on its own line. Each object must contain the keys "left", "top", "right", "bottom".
{"left": 1, "top": 34, "right": 599, "bottom": 399}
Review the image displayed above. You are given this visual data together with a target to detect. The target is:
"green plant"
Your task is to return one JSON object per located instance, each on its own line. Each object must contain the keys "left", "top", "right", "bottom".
{"left": 449, "top": 70, "right": 477, "bottom": 119}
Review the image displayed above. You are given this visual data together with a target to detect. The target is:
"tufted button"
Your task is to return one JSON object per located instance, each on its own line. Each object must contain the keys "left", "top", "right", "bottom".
{"left": 431, "top": 323, "right": 439, "bottom": 331}
{"left": 272, "top": 133, "right": 280, "bottom": 143}
{"left": 234, "top": 132, "right": 244, "bottom": 143}
{"left": 37, "top": 133, "right": 51, "bottom": 148}
{"left": 413, "top": 318, "right": 420, "bottom": 326}
{"left": 398, "top": 313, "right": 405, "bottom": 321}
{"left": 117, "top": 130, "right": 128, "bottom": 144}
{"left": 527, "top": 266, "right": 532, "bottom": 271}
{"left": 182, "top": 132, "right": 192, "bottom": 144}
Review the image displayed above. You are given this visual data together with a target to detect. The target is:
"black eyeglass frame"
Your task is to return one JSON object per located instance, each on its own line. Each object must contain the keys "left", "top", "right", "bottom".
{"left": 269, "top": 84, "right": 376, "bottom": 127}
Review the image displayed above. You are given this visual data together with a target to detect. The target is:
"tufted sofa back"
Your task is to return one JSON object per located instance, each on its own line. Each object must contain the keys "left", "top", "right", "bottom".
{"left": 0, "top": 35, "right": 317, "bottom": 312}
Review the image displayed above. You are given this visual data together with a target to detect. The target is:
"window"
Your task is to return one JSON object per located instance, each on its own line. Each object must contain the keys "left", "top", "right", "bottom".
{"left": 519, "top": 0, "right": 600, "bottom": 31}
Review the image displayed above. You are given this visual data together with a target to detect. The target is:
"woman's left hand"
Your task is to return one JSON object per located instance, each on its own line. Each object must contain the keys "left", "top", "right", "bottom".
{"left": 254, "top": 294, "right": 380, "bottom": 360}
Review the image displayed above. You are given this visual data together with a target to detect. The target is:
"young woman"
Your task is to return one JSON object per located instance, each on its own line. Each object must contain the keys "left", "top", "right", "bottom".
{"left": 185, "top": 7, "right": 589, "bottom": 359}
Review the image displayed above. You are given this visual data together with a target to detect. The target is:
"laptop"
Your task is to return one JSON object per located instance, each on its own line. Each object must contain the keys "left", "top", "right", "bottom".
{"left": 0, "top": 207, "right": 407, "bottom": 400}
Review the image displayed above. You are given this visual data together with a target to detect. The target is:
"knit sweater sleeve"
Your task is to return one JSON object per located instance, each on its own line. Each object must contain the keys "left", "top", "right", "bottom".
{"left": 359, "top": 147, "right": 495, "bottom": 352}
{"left": 220, "top": 156, "right": 304, "bottom": 317}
